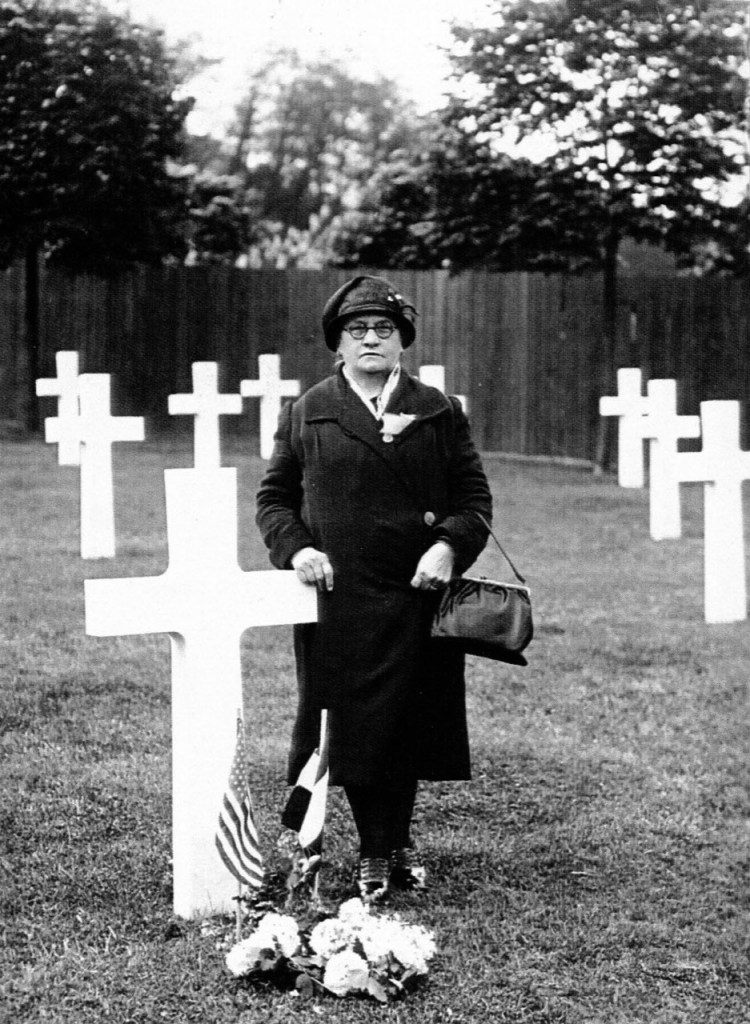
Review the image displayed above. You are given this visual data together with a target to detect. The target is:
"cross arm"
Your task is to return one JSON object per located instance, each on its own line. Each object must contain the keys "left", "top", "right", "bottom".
{"left": 45, "top": 418, "right": 75, "bottom": 443}
{"left": 599, "top": 396, "right": 650, "bottom": 416}
{"left": 642, "top": 414, "right": 701, "bottom": 441}
{"left": 85, "top": 575, "right": 179, "bottom": 637}
{"left": 237, "top": 570, "right": 318, "bottom": 628}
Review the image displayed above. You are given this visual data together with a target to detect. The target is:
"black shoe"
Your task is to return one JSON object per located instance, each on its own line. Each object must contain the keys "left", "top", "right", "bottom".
{"left": 357, "top": 857, "right": 390, "bottom": 903}
{"left": 390, "top": 847, "right": 427, "bottom": 890}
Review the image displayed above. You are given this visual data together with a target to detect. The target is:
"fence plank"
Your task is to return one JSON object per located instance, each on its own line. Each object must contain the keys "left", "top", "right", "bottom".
{"left": 2, "top": 264, "right": 749, "bottom": 460}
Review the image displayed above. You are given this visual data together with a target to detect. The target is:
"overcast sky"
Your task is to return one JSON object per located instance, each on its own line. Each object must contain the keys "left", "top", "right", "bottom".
{"left": 107, "top": 0, "right": 496, "bottom": 134}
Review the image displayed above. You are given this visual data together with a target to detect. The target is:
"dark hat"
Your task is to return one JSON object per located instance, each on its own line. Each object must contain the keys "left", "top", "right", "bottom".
{"left": 321, "top": 275, "right": 418, "bottom": 350}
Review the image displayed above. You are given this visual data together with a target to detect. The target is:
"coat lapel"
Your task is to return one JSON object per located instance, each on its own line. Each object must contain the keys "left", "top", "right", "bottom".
{"left": 385, "top": 370, "right": 450, "bottom": 441}
{"left": 304, "top": 367, "right": 452, "bottom": 501}
{"left": 339, "top": 368, "right": 451, "bottom": 499}
{"left": 337, "top": 376, "right": 418, "bottom": 496}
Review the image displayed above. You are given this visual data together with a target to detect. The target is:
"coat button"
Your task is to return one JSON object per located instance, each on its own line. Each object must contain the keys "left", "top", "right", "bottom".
{"left": 423, "top": 511, "right": 436, "bottom": 526}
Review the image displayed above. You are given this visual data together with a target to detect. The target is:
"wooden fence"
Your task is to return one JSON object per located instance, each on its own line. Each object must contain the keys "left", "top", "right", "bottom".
{"left": 1, "top": 265, "right": 749, "bottom": 460}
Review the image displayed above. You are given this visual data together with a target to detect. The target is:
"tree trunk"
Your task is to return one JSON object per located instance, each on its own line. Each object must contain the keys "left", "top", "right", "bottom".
{"left": 21, "top": 243, "right": 41, "bottom": 432}
{"left": 592, "top": 230, "right": 619, "bottom": 475}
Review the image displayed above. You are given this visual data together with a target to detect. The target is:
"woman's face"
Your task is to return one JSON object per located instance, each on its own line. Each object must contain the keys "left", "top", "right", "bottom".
{"left": 337, "top": 314, "right": 404, "bottom": 385}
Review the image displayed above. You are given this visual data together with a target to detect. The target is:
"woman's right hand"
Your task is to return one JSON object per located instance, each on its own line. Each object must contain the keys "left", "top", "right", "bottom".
{"left": 291, "top": 547, "right": 334, "bottom": 591}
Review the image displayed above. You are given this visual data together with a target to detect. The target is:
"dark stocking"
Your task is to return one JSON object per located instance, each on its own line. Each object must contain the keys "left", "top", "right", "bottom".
{"left": 344, "top": 781, "right": 419, "bottom": 858}
{"left": 390, "top": 779, "right": 418, "bottom": 850}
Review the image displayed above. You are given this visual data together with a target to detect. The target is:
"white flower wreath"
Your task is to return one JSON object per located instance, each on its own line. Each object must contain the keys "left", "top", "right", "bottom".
{"left": 226, "top": 897, "right": 437, "bottom": 1003}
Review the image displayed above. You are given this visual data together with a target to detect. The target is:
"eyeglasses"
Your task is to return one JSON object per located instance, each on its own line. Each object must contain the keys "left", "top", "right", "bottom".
{"left": 343, "top": 320, "right": 396, "bottom": 340}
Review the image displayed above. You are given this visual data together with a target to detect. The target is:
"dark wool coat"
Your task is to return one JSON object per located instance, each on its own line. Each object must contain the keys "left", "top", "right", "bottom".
{"left": 256, "top": 366, "right": 493, "bottom": 787}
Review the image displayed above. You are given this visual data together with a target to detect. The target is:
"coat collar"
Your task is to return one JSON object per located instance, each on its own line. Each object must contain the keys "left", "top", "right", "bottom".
{"left": 303, "top": 364, "right": 450, "bottom": 439}
{"left": 302, "top": 366, "right": 452, "bottom": 497}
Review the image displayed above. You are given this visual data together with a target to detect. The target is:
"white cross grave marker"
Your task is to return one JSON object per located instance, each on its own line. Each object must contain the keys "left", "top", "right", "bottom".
{"left": 418, "top": 364, "right": 468, "bottom": 412}
{"left": 36, "top": 351, "right": 82, "bottom": 465}
{"left": 168, "top": 362, "right": 243, "bottom": 469}
{"left": 240, "top": 354, "right": 300, "bottom": 460}
{"left": 84, "top": 467, "right": 318, "bottom": 917}
{"left": 674, "top": 401, "right": 750, "bottom": 624}
{"left": 599, "top": 368, "right": 651, "bottom": 488}
{"left": 46, "top": 374, "right": 144, "bottom": 559}
{"left": 642, "top": 379, "right": 701, "bottom": 541}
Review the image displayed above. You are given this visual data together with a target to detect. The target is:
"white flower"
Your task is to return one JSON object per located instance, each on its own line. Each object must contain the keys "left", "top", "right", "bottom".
{"left": 225, "top": 938, "right": 264, "bottom": 977}
{"left": 252, "top": 912, "right": 300, "bottom": 958}
{"left": 308, "top": 917, "right": 351, "bottom": 959}
{"left": 337, "top": 897, "right": 370, "bottom": 928}
{"left": 323, "top": 949, "right": 370, "bottom": 997}
{"left": 358, "top": 917, "right": 393, "bottom": 966}
{"left": 388, "top": 922, "right": 437, "bottom": 974}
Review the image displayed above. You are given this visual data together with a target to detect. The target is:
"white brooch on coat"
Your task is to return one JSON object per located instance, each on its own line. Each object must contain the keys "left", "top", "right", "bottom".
{"left": 380, "top": 412, "right": 417, "bottom": 443}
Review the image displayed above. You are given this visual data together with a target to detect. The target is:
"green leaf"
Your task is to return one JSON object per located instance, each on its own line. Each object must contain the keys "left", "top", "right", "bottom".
{"left": 295, "top": 973, "right": 315, "bottom": 999}
{"left": 348, "top": 968, "right": 370, "bottom": 992}
{"left": 367, "top": 976, "right": 389, "bottom": 1003}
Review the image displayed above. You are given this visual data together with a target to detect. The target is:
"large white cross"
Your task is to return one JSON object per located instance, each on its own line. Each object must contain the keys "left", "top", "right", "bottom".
{"left": 84, "top": 467, "right": 318, "bottom": 918}
{"left": 599, "top": 368, "right": 651, "bottom": 487}
{"left": 418, "top": 364, "right": 468, "bottom": 413}
{"left": 674, "top": 401, "right": 750, "bottom": 624}
{"left": 168, "top": 362, "right": 243, "bottom": 469}
{"left": 36, "top": 351, "right": 82, "bottom": 465}
{"left": 642, "top": 379, "right": 701, "bottom": 540}
{"left": 46, "top": 374, "right": 144, "bottom": 559}
{"left": 240, "top": 354, "right": 300, "bottom": 460}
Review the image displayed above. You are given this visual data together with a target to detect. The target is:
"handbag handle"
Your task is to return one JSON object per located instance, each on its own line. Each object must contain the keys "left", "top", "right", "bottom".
{"left": 473, "top": 511, "right": 527, "bottom": 587}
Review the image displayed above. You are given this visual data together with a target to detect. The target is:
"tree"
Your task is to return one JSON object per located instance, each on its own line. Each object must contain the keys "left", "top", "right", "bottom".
{"left": 0, "top": 0, "right": 193, "bottom": 428}
{"left": 186, "top": 50, "right": 423, "bottom": 267}
{"left": 446, "top": 0, "right": 748, "bottom": 465}
{"left": 340, "top": 2, "right": 748, "bottom": 464}
{"left": 332, "top": 128, "right": 586, "bottom": 270}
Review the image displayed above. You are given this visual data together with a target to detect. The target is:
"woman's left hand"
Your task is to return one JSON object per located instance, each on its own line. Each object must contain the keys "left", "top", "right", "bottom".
{"left": 410, "top": 541, "right": 455, "bottom": 590}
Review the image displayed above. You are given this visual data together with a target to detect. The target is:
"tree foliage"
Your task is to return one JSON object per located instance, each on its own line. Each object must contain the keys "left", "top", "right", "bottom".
{"left": 339, "top": 0, "right": 749, "bottom": 276}
{"left": 185, "top": 51, "right": 425, "bottom": 267}
{"left": 0, "top": 0, "right": 194, "bottom": 429}
{"left": 447, "top": 0, "right": 747, "bottom": 268}
{"left": 0, "top": 0, "right": 193, "bottom": 271}
{"left": 332, "top": 129, "right": 584, "bottom": 270}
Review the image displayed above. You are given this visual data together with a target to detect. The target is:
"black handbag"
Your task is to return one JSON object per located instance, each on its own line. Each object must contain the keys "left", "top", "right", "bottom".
{"left": 431, "top": 514, "right": 533, "bottom": 665}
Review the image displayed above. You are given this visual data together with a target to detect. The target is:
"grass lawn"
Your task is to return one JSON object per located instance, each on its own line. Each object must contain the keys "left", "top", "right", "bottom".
{"left": 1, "top": 436, "right": 748, "bottom": 1023}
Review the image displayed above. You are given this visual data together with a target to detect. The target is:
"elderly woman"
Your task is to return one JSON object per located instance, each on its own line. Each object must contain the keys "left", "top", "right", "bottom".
{"left": 256, "top": 275, "right": 492, "bottom": 902}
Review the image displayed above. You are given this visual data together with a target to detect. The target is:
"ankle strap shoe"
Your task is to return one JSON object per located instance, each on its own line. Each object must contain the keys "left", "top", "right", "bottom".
{"left": 390, "top": 847, "right": 427, "bottom": 890}
{"left": 357, "top": 857, "right": 390, "bottom": 903}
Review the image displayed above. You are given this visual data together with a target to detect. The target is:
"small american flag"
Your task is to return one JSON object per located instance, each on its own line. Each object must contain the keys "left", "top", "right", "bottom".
{"left": 281, "top": 709, "right": 329, "bottom": 854}
{"left": 215, "top": 716, "right": 264, "bottom": 889}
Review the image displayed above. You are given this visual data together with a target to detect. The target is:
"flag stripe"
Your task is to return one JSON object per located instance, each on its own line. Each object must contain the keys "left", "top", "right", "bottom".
{"left": 281, "top": 786, "right": 312, "bottom": 832}
{"left": 222, "top": 788, "right": 261, "bottom": 850}
{"left": 215, "top": 839, "right": 263, "bottom": 887}
{"left": 282, "top": 710, "right": 329, "bottom": 853}
{"left": 216, "top": 804, "right": 264, "bottom": 886}
{"left": 219, "top": 793, "right": 262, "bottom": 868}
{"left": 315, "top": 718, "right": 329, "bottom": 783}
{"left": 297, "top": 768, "right": 328, "bottom": 850}
{"left": 216, "top": 820, "right": 263, "bottom": 885}
{"left": 215, "top": 717, "right": 264, "bottom": 890}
